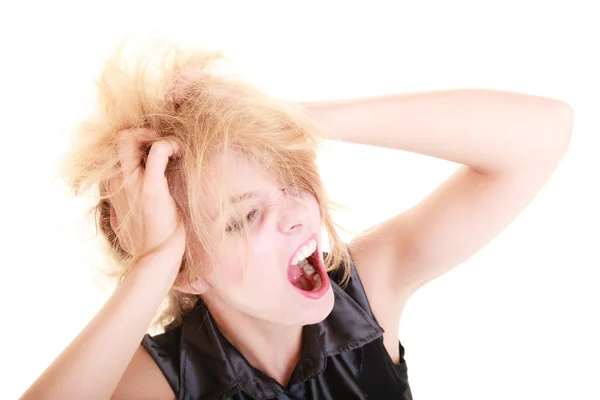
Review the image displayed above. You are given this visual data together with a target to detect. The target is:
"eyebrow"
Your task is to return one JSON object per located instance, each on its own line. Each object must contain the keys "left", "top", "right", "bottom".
{"left": 208, "top": 191, "right": 259, "bottom": 222}
{"left": 229, "top": 192, "right": 258, "bottom": 204}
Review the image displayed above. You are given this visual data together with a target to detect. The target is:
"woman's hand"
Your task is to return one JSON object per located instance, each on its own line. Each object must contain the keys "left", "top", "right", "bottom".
{"left": 106, "top": 128, "right": 185, "bottom": 265}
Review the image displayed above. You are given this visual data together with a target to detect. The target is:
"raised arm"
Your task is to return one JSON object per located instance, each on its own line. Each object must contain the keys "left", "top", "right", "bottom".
{"left": 303, "top": 89, "right": 572, "bottom": 295}
{"left": 303, "top": 90, "right": 572, "bottom": 360}
{"left": 21, "top": 130, "right": 185, "bottom": 400}
{"left": 21, "top": 258, "right": 179, "bottom": 400}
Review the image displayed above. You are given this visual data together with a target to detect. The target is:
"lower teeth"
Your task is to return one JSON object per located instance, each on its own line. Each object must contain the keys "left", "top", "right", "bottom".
{"left": 313, "top": 275, "right": 322, "bottom": 291}
{"left": 296, "top": 257, "right": 322, "bottom": 292}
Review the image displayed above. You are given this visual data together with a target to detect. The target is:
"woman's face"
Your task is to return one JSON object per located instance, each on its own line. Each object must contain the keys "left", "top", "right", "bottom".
{"left": 199, "top": 153, "right": 334, "bottom": 326}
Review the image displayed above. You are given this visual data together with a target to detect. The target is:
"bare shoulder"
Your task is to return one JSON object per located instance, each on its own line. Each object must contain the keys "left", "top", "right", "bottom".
{"left": 111, "top": 345, "right": 175, "bottom": 400}
{"left": 348, "top": 226, "right": 418, "bottom": 363}
{"left": 349, "top": 155, "right": 571, "bottom": 363}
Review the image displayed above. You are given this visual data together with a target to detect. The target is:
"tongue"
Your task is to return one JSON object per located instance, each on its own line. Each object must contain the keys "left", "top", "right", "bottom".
{"left": 288, "top": 263, "right": 314, "bottom": 291}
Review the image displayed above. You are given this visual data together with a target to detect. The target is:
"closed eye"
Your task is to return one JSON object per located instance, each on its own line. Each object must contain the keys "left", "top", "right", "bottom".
{"left": 226, "top": 209, "right": 259, "bottom": 233}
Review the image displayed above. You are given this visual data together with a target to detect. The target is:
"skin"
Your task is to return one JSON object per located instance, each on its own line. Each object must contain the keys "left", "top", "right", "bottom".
{"left": 184, "top": 153, "right": 335, "bottom": 383}
{"left": 21, "top": 89, "right": 573, "bottom": 400}
{"left": 305, "top": 90, "right": 572, "bottom": 361}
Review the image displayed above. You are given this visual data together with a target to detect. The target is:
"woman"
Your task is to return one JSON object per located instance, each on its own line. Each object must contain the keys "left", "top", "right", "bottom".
{"left": 22, "top": 40, "right": 573, "bottom": 399}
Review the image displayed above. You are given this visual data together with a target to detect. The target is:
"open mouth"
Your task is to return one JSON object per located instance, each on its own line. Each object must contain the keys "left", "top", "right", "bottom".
{"left": 287, "top": 234, "right": 329, "bottom": 297}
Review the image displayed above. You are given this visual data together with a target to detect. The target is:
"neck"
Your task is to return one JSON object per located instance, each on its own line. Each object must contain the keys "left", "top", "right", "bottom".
{"left": 204, "top": 297, "right": 303, "bottom": 387}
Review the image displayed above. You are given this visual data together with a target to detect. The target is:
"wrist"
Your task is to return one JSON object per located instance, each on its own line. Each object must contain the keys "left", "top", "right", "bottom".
{"left": 127, "top": 255, "right": 182, "bottom": 291}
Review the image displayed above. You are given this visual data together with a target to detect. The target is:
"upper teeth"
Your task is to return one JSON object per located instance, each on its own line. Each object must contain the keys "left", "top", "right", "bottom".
{"left": 291, "top": 238, "right": 317, "bottom": 265}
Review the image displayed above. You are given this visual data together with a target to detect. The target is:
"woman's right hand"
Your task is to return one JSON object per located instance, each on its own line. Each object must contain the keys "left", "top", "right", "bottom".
{"left": 106, "top": 128, "right": 185, "bottom": 267}
{"left": 21, "top": 129, "right": 186, "bottom": 400}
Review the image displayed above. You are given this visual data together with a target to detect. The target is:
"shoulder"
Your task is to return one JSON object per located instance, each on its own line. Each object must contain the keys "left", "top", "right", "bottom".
{"left": 329, "top": 244, "right": 412, "bottom": 328}
{"left": 327, "top": 250, "right": 379, "bottom": 317}
{"left": 111, "top": 345, "right": 176, "bottom": 400}
{"left": 345, "top": 240, "right": 414, "bottom": 363}
{"left": 138, "top": 324, "right": 183, "bottom": 396}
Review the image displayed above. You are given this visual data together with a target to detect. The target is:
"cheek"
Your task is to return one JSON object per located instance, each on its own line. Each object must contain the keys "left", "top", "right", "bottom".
{"left": 217, "top": 246, "right": 273, "bottom": 289}
{"left": 213, "top": 253, "right": 247, "bottom": 287}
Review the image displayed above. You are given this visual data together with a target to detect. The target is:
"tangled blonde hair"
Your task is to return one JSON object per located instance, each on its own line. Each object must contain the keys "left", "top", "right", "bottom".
{"left": 60, "top": 38, "right": 353, "bottom": 331}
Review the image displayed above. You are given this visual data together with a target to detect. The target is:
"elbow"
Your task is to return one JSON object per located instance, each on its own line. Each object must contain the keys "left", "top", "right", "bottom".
{"left": 535, "top": 100, "right": 574, "bottom": 162}
{"left": 551, "top": 101, "right": 574, "bottom": 151}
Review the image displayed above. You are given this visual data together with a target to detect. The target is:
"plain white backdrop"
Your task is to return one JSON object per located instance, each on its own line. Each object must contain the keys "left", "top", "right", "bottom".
{"left": 1, "top": 1, "right": 598, "bottom": 399}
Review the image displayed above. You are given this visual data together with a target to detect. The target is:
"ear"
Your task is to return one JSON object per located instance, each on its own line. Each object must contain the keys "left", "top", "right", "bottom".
{"left": 109, "top": 204, "right": 118, "bottom": 232}
{"left": 173, "top": 273, "right": 209, "bottom": 295}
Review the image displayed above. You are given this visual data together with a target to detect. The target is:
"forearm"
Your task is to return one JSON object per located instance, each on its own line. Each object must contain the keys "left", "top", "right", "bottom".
{"left": 21, "top": 257, "right": 179, "bottom": 400}
{"left": 304, "top": 89, "right": 573, "bottom": 174}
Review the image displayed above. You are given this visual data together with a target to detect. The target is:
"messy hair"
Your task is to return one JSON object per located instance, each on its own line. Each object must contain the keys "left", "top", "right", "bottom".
{"left": 60, "top": 38, "right": 353, "bottom": 331}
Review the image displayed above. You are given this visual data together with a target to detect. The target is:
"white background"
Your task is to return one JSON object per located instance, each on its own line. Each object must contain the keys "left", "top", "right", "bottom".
{"left": 1, "top": 1, "right": 599, "bottom": 399}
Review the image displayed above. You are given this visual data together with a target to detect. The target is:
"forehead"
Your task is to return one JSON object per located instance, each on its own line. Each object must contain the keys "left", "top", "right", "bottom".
{"left": 199, "top": 152, "right": 278, "bottom": 220}
{"left": 211, "top": 152, "right": 275, "bottom": 190}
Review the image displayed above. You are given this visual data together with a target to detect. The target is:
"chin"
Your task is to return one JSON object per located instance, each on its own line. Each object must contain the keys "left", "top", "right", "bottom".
{"left": 295, "top": 285, "right": 335, "bottom": 325}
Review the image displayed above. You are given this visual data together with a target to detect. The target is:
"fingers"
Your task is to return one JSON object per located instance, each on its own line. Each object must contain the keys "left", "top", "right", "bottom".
{"left": 116, "top": 128, "right": 159, "bottom": 188}
{"left": 144, "top": 139, "right": 182, "bottom": 192}
{"left": 116, "top": 129, "right": 141, "bottom": 174}
{"left": 113, "top": 128, "right": 181, "bottom": 200}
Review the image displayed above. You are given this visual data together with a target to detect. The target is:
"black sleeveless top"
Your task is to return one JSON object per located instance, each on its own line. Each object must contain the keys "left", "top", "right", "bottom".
{"left": 142, "top": 253, "right": 413, "bottom": 399}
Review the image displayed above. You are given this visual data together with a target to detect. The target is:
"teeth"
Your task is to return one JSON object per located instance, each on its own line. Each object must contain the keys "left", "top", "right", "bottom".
{"left": 300, "top": 261, "right": 316, "bottom": 276}
{"left": 291, "top": 238, "right": 317, "bottom": 265}
{"left": 313, "top": 274, "right": 322, "bottom": 291}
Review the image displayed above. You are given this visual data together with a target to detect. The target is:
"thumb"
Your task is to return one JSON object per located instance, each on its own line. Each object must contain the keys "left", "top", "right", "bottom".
{"left": 144, "top": 139, "right": 181, "bottom": 191}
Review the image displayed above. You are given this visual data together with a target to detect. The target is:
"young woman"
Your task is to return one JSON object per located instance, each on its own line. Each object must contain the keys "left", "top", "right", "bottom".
{"left": 21, "top": 41, "right": 573, "bottom": 400}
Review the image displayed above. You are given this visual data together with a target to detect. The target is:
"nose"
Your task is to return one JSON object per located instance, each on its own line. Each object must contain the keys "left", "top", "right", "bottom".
{"left": 276, "top": 192, "right": 309, "bottom": 234}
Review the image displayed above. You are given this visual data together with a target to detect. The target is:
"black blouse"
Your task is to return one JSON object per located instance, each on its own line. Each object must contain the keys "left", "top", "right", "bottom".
{"left": 142, "top": 253, "right": 413, "bottom": 399}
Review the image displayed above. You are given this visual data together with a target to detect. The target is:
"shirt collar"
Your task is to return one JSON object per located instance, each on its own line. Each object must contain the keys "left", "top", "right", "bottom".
{"left": 179, "top": 268, "right": 383, "bottom": 399}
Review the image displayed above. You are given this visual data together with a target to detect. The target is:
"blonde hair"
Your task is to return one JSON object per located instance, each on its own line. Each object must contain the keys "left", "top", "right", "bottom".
{"left": 60, "top": 38, "right": 353, "bottom": 331}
